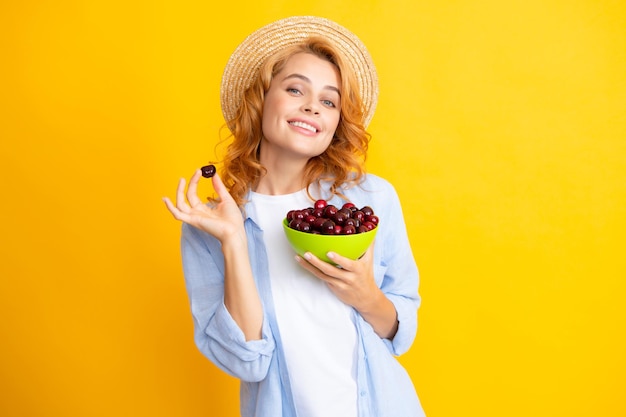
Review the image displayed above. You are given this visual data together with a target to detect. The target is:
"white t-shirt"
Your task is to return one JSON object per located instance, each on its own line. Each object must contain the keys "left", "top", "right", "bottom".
{"left": 249, "top": 190, "right": 358, "bottom": 417}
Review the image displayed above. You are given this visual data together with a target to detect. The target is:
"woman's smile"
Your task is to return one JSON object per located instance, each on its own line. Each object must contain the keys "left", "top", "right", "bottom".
{"left": 288, "top": 119, "right": 320, "bottom": 134}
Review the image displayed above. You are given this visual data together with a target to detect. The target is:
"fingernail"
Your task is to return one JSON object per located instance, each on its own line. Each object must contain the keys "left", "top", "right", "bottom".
{"left": 303, "top": 252, "right": 312, "bottom": 261}
{"left": 327, "top": 252, "right": 336, "bottom": 259}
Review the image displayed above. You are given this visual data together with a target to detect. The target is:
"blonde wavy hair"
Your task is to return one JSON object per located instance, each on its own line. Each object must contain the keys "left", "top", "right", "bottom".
{"left": 217, "top": 37, "right": 370, "bottom": 207}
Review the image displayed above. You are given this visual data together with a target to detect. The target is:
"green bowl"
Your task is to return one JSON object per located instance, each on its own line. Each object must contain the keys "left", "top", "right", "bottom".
{"left": 282, "top": 219, "right": 378, "bottom": 263}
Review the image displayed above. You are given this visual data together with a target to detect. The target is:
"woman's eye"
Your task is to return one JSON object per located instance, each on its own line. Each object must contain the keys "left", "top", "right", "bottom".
{"left": 322, "top": 99, "right": 336, "bottom": 108}
{"left": 287, "top": 88, "right": 302, "bottom": 95}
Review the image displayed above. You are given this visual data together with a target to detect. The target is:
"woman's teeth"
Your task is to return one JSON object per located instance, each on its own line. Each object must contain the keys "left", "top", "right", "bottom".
{"left": 289, "top": 121, "right": 317, "bottom": 133}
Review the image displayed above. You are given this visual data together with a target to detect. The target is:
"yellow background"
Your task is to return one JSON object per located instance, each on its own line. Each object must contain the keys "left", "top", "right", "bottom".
{"left": 1, "top": 0, "right": 625, "bottom": 416}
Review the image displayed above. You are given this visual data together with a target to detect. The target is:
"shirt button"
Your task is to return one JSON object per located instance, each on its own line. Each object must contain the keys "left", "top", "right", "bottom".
{"left": 360, "top": 391, "right": 367, "bottom": 397}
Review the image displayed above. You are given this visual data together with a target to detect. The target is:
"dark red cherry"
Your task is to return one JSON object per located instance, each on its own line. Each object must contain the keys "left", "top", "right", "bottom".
{"left": 289, "top": 218, "right": 303, "bottom": 229}
{"left": 323, "top": 205, "right": 338, "bottom": 218}
{"left": 321, "top": 220, "right": 336, "bottom": 235}
{"left": 332, "top": 210, "right": 349, "bottom": 225}
{"left": 314, "top": 199, "right": 328, "bottom": 209}
{"left": 365, "top": 215, "right": 379, "bottom": 226}
{"left": 338, "top": 207, "right": 352, "bottom": 217}
{"left": 352, "top": 210, "right": 365, "bottom": 223}
{"left": 342, "top": 225, "right": 356, "bottom": 235}
{"left": 344, "top": 218, "right": 358, "bottom": 228}
{"left": 361, "top": 206, "right": 374, "bottom": 217}
{"left": 312, "top": 208, "right": 325, "bottom": 217}
{"left": 362, "top": 221, "right": 376, "bottom": 231}
{"left": 201, "top": 164, "right": 216, "bottom": 178}
{"left": 313, "top": 217, "right": 327, "bottom": 231}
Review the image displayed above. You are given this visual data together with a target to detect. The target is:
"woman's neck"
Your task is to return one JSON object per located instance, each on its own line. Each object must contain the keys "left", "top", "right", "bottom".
{"left": 254, "top": 160, "right": 308, "bottom": 195}
{"left": 254, "top": 174, "right": 304, "bottom": 195}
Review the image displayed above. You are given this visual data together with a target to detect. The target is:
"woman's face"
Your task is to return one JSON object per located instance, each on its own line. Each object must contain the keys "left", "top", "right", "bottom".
{"left": 260, "top": 52, "right": 341, "bottom": 164}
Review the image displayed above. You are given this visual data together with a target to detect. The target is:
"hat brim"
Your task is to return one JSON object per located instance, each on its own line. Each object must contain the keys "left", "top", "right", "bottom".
{"left": 220, "top": 16, "right": 378, "bottom": 129}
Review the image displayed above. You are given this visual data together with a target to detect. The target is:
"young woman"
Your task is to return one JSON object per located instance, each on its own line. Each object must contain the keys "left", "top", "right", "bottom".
{"left": 163, "top": 16, "right": 425, "bottom": 417}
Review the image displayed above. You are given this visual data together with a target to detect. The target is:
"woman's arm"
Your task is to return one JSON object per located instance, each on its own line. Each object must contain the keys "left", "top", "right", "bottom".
{"left": 221, "top": 230, "right": 263, "bottom": 341}
{"left": 164, "top": 169, "right": 263, "bottom": 341}
{"left": 181, "top": 223, "right": 274, "bottom": 381}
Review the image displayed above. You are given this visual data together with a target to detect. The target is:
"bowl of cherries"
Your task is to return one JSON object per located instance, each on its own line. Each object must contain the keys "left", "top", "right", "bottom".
{"left": 283, "top": 199, "right": 379, "bottom": 263}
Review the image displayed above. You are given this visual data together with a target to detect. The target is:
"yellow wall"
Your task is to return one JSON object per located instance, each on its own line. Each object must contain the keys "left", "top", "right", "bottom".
{"left": 1, "top": 1, "right": 625, "bottom": 416}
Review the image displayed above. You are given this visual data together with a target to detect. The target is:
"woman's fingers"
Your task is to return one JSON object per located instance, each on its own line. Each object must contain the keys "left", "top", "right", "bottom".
{"left": 296, "top": 242, "right": 375, "bottom": 284}
{"left": 170, "top": 169, "right": 206, "bottom": 214}
{"left": 211, "top": 172, "right": 236, "bottom": 204}
{"left": 185, "top": 169, "right": 204, "bottom": 208}
{"left": 162, "top": 196, "right": 176, "bottom": 215}
{"left": 173, "top": 177, "right": 189, "bottom": 211}
{"left": 163, "top": 177, "right": 191, "bottom": 219}
{"left": 163, "top": 169, "right": 242, "bottom": 239}
{"left": 163, "top": 196, "right": 186, "bottom": 221}
{"left": 162, "top": 176, "right": 193, "bottom": 222}
{"left": 297, "top": 252, "right": 349, "bottom": 282}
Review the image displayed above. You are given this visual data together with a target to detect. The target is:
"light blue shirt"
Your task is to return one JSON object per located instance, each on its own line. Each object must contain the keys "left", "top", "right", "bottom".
{"left": 180, "top": 174, "right": 425, "bottom": 417}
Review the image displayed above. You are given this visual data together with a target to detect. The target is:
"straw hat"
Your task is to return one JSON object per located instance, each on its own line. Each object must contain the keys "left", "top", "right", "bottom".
{"left": 220, "top": 16, "right": 379, "bottom": 128}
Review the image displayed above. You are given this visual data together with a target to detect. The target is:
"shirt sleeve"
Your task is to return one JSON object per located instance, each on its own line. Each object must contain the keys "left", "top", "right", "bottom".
{"left": 180, "top": 223, "right": 275, "bottom": 382}
{"left": 373, "top": 178, "right": 421, "bottom": 356}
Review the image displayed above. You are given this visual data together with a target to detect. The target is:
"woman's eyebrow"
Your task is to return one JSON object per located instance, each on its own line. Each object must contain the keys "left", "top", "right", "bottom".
{"left": 282, "top": 73, "right": 341, "bottom": 96}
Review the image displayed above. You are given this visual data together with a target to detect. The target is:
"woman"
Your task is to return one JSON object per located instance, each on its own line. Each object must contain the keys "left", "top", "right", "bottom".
{"left": 163, "top": 16, "right": 425, "bottom": 417}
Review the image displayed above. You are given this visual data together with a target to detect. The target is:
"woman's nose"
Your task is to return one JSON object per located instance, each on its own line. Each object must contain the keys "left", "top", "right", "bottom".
{"left": 302, "top": 100, "right": 320, "bottom": 115}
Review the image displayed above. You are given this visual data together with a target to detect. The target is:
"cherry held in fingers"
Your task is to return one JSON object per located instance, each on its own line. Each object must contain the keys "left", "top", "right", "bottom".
{"left": 201, "top": 164, "right": 216, "bottom": 178}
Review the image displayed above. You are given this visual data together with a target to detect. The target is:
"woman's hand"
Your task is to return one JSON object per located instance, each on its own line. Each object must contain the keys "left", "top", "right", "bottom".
{"left": 163, "top": 169, "right": 244, "bottom": 243}
{"left": 296, "top": 245, "right": 378, "bottom": 310}
{"left": 295, "top": 244, "right": 399, "bottom": 340}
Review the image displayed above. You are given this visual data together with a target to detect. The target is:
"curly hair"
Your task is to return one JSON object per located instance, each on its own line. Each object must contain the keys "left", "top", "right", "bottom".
{"left": 217, "top": 36, "right": 371, "bottom": 207}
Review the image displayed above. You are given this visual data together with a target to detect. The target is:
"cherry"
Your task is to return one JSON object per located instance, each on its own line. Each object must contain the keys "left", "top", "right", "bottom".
{"left": 323, "top": 205, "right": 338, "bottom": 218}
{"left": 338, "top": 207, "right": 352, "bottom": 217}
{"left": 312, "top": 208, "right": 325, "bottom": 217}
{"left": 344, "top": 218, "right": 359, "bottom": 228}
{"left": 289, "top": 218, "right": 302, "bottom": 229}
{"left": 314, "top": 199, "right": 327, "bottom": 209}
{"left": 343, "top": 225, "right": 356, "bottom": 235}
{"left": 352, "top": 210, "right": 365, "bottom": 223}
{"left": 365, "top": 215, "right": 379, "bottom": 226}
{"left": 313, "top": 217, "right": 327, "bottom": 230}
{"left": 333, "top": 210, "right": 349, "bottom": 225}
{"left": 362, "top": 221, "right": 376, "bottom": 231}
{"left": 361, "top": 206, "right": 374, "bottom": 217}
{"left": 201, "top": 164, "right": 216, "bottom": 178}
{"left": 321, "top": 220, "right": 336, "bottom": 235}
